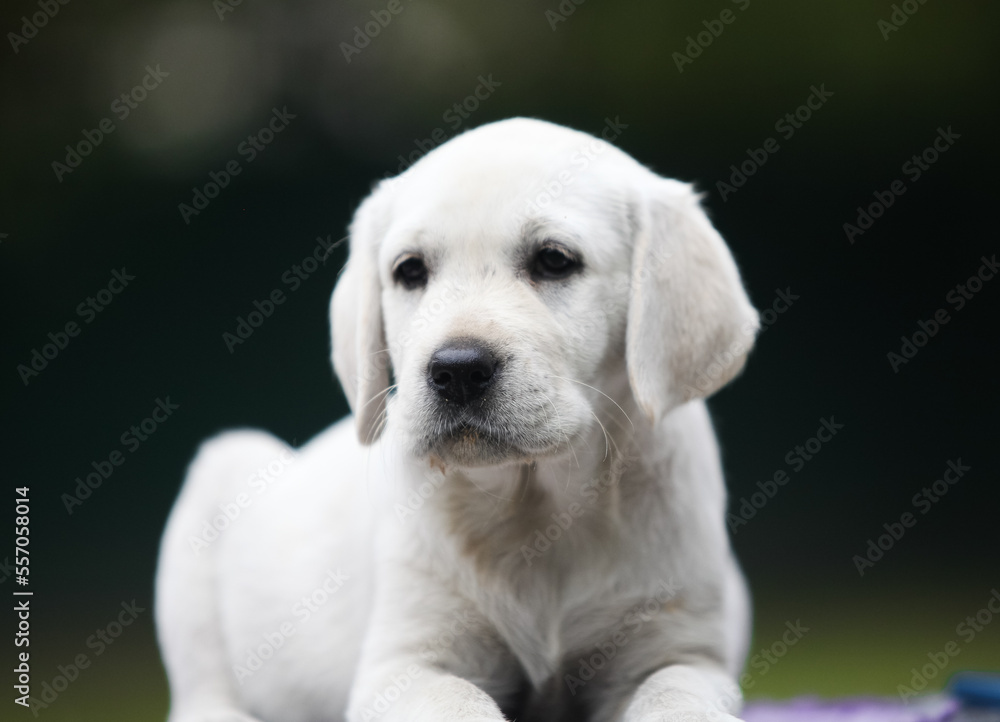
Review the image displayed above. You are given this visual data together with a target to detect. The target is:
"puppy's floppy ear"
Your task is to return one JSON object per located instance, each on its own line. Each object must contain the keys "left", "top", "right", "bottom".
{"left": 331, "top": 185, "right": 391, "bottom": 444}
{"left": 626, "top": 177, "right": 759, "bottom": 423}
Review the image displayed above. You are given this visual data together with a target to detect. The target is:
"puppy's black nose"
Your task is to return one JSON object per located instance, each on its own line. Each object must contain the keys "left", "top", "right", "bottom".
{"left": 428, "top": 343, "right": 496, "bottom": 404}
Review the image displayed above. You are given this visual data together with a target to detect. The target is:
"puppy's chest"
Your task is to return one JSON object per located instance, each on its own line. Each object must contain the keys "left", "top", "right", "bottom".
{"left": 480, "top": 573, "right": 599, "bottom": 686}
{"left": 478, "top": 569, "right": 662, "bottom": 722}
{"left": 437, "top": 471, "right": 650, "bottom": 682}
{"left": 466, "top": 530, "right": 636, "bottom": 690}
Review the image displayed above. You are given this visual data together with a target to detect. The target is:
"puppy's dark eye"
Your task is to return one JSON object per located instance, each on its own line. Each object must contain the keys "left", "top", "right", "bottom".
{"left": 532, "top": 246, "right": 580, "bottom": 280}
{"left": 393, "top": 255, "right": 428, "bottom": 289}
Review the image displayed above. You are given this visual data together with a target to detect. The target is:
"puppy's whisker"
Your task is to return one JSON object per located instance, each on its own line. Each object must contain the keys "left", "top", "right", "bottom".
{"left": 365, "top": 392, "right": 396, "bottom": 446}
{"left": 372, "top": 406, "right": 391, "bottom": 440}
{"left": 588, "top": 409, "right": 612, "bottom": 463}
{"left": 550, "top": 375, "right": 635, "bottom": 432}
{"left": 359, "top": 384, "right": 398, "bottom": 414}
{"left": 536, "top": 390, "right": 584, "bottom": 494}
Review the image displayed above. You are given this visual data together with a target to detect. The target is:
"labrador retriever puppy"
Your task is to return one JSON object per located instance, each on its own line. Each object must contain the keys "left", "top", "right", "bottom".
{"left": 156, "top": 117, "right": 759, "bottom": 722}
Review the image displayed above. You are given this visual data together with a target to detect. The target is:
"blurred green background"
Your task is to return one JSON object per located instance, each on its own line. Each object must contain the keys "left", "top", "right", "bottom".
{"left": 1, "top": 0, "right": 998, "bottom": 719}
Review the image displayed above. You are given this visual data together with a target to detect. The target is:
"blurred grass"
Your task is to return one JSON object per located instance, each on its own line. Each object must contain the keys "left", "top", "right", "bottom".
{"left": 747, "top": 576, "right": 1000, "bottom": 699}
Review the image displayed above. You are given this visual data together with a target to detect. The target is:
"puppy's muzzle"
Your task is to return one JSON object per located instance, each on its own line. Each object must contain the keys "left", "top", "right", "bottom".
{"left": 428, "top": 341, "right": 497, "bottom": 405}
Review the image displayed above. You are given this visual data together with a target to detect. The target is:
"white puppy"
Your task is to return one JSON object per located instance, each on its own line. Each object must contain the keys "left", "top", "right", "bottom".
{"left": 156, "top": 117, "right": 760, "bottom": 722}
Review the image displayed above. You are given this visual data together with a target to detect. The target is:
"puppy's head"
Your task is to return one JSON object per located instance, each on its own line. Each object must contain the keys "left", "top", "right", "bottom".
{"left": 332, "top": 118, "right": 758, "bottom": 467}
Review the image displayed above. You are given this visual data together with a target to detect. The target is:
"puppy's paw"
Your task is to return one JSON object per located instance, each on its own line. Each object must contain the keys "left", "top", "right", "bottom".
{"left": 627, "top": 711, "right": 742, "bottom": 722}
{"left": 168, "top": 711, "right": 263, "bottom": 722}
{"left": 661, "top": 712, "right": 742, "bottom": 722}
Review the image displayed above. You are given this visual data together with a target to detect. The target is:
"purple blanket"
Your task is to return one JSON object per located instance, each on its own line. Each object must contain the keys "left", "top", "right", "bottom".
{"left": 743, "top": 696, "right": 964, "bottom": 722}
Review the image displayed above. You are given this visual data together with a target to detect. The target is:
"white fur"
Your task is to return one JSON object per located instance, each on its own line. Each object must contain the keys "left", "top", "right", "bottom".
{"left": 155, "top": 118, "right": 759, "bottom": 722}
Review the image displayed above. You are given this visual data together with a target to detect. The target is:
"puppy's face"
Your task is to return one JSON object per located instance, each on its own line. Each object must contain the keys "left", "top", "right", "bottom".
{"left": 379, "top": 168, "right": 632, "bottom": 467}
{"left": 333, "top": 119, "right": 759, "bottom": 468}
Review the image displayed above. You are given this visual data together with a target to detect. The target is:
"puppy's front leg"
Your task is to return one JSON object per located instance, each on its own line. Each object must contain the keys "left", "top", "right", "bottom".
{"left": 348, "top": 662, "right": 509, "bottom": 722}
{"left": 618, "top": 663, "right": 743, "bottom": 722}
{"left": 346, "top": 569, "right": 518, "bottom": 722}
